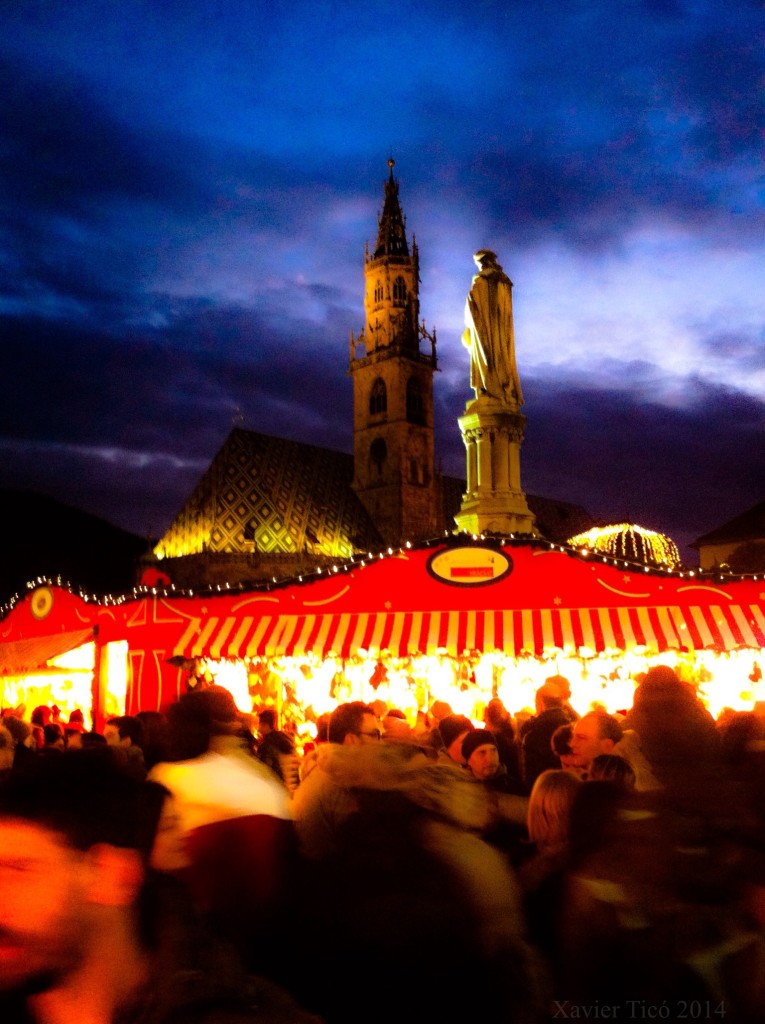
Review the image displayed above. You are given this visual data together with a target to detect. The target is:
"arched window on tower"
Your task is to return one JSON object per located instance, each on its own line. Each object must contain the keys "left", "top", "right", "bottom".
{"left": 369, "top": 377, "right": 387, "bottom": 416}
{"left": 370, "top": 438, "right": 387, "bottom": 477}
{"left": 392, "top": 276, "right": 407, "bottom": 306}
{"left": 373, "top": 280, "right": 384, "bottom": 304}
{"left": 406, "top": 377, "right": 425, "bottom": 424}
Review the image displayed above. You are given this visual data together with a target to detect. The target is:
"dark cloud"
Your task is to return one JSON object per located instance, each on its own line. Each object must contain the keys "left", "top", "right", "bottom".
{"left": 1, "top": 59, "right": 363, "bottom": 324}
{"left": 671, "top": 24, "right": 765, "bottom": 163}
{"left": 446, "top": 115, "right": 758, "bottom": 253}
{"left": 0, "top": 299, "right": 353, "bottom": 436}
{"left": 0, "top": 61, "right": 205, "bottom": 329}
{"left": 437, "top": 357, "right": 765, "bottom": 537}
{"left": 640, "top": 0, "right": 685, "bottom": 16}
{"left": 0, "top": 316, "right": 227, "bottom": 450}
{"left": 697, "top": 325, "right": 764, "bottom": 370}
{"left": 497, "top": 375, "right": 763, "bottom": 556}
{"left": 403, "top": 6, "right": 765, "bottom": 251}
{"left": 0, "top": 1, "right": 761, "bottom": 561}
{"left": 0, "top": 437, "right": 205, "bottom": 540}
{"left": 0, "top": 299, "right": 355, "bottom": 534}
{"left": 0, "top": 61, "right": 210, "bottom": 217}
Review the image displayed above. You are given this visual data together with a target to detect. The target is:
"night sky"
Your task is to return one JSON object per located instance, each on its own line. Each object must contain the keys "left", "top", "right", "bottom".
{"left": 2, "top": 1, "right": 763, "bottom": 561}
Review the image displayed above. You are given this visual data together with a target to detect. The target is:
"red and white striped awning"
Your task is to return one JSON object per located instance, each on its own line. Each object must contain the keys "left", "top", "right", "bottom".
{"left": 0, "top": 628, "right": 94, "bottom": 675}
{"left": 173, "top": 601, "right": 765, "bottom": 661}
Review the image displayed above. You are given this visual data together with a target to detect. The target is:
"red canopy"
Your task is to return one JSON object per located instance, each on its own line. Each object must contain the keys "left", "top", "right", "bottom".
{"left": 0, "top": 586, "right": 97, "bottom": 673}
{"left": 166, "top": 543, "right": 765, "bottom": 660}
{"left": 3, "top": 542, "right": 763, "bottom": 715}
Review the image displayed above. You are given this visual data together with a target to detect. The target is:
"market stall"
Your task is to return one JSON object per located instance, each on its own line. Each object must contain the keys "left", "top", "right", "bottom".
{"left": 0, "top": 585, "right": 122, "bottom": 730}
{"left": 2, "top": 538, "right": 763, "bottom": 727}
{"left": 164, "top": 538, "right": 765, "bottom": 726}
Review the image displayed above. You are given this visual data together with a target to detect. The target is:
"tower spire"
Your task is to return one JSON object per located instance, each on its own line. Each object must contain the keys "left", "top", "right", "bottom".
{"left": 374, "top": 158, "right": 409, "bottom": 258}
{"left": 349, "top": 162, "right": 438, "bottom": 545}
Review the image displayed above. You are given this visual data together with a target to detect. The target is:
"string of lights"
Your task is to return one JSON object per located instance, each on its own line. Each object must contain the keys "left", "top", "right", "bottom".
{"left": 568, "top": 523, "right": 682, "bottom": 571}
{"left": 1, "top": 527, "right": 761, "bottom": 622}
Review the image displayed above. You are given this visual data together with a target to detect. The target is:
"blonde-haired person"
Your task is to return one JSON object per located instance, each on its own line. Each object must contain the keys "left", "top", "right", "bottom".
{"left": 520, "top": 768, "right": 582, "bottom": 983}
{"left": 527, "top": 768, "right": 582, "bottom": 854}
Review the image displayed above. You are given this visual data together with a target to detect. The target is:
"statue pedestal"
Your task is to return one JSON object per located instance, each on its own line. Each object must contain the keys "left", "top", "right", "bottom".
{"left": 454, "top": 396, "right": 537, "bottom": 536}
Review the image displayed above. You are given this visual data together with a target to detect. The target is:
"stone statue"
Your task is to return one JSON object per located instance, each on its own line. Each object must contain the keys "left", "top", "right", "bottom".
{"left": 461, "top": 249, "right": 523, "bottom": 407}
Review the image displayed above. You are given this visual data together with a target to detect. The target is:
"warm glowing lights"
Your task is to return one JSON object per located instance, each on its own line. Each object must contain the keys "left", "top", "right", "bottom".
{"left": 153, "top": 511, "right": 360, "bottom": 562}
{"left": 568, "top": 523, "right": 682, "bottom": 570}
{"left": 154, "top": 522, "right": 213, "bottom": 560}
{"left": 2, "top": 544, "right": 762, "bottom": 740}
{"left": 201, "top": 658, "right": 249, "bottom": 710}
{"left": 0, "top": 641, "right": 131, "bottom": 726}
{"left": 694, "top": 651, "right": 765, "bottom": 717}
{"left": 102, "top": 641, "right": 129, "bottom": 720}
{"left": 48, "top": 642, "right": 95, "bottom": 671}
{"left": 4, "top": 629, "right": 761, "bottom": 741}
{"left": 2, "top": 534, "right": 761, "bottom": 626}
{"left": 0, "top": 670, "right": 94, "bottom": 728}
{"left": 192, "top": 646, "right": 763, "bottom": 734}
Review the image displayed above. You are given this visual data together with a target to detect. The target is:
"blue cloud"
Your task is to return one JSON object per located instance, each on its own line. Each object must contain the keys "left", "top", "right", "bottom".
{"left": 0, "top": 0, "right": 762, "bottom": 553}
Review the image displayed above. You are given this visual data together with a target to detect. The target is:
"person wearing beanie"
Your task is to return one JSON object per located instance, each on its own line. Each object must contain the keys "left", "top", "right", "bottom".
{"left": 463, "top": 729, "right": 525, "bottom": 795}
{"left": 438, "top": 714, "right": 475, "bottom": 764}
{"left": 462, "top": 729, "right": 499, "bottom": 780}
{"left": 462, "top": 729, "right": 528, "bottom": 862}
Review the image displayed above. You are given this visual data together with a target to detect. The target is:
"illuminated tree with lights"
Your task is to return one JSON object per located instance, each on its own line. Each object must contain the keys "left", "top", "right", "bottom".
{"left": 567, "top": 523, "right": 682, "bottom": 570}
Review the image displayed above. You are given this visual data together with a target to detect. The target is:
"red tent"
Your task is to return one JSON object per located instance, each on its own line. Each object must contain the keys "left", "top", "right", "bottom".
{"left": 2, "top": 541, "right": 763, "bottom": 717}
{"left": 168, "top": 543, "right": 765, "bottom": 661}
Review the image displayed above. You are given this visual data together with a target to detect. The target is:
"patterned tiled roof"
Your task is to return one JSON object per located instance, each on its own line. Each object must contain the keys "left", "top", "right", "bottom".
{"left": 156, "top": 430, "right": 596, "bottom": 564}
{"left": 155, "top": 429, "right": 383, "bottom": 560}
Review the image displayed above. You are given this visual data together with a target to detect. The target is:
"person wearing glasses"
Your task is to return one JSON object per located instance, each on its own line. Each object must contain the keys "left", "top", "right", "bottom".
{"left": 292, "top": 702, "right": 381, "bottom": 861}
{"left": 328, "top": 703, "right": 382, "bottom": 744}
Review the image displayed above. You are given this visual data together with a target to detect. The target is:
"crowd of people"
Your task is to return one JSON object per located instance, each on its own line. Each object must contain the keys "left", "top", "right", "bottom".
{"left": 2, "top": 665, "right": 765, "bottom": 1022}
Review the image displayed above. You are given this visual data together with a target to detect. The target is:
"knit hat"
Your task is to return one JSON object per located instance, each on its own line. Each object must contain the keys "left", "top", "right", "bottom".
{"left": 438, "top": 714, "right": 474, "bottom": 749}
{"left": 462, "top": 729, "right": 498, "bottom": 762}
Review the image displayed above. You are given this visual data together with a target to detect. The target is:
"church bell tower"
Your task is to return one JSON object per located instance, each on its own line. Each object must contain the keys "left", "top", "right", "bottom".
{"left": 349, "top": 161, "right": 438, "bottom": 545}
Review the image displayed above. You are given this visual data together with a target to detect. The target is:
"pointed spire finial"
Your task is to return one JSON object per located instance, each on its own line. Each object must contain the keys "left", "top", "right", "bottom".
{"left": 373, "top": 158, "right": 408, "bottom": 259}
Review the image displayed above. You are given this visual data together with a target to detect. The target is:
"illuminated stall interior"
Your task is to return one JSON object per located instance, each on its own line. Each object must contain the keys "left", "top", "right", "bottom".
{"left": 2, "top": 531, "right": 762, "bottom": 737}
{"left": 0, "top": 575, "right": 131, "bottom": 730}
{"left": 192, "top": 637, "right": 764, "bottom": 743}
{"left": 171, "top": 530, "right": 764, "bottom": 742}
{"left": 0, "top": 639, "right": 129, "bottom": 729}
{"left": 0, "top": 641, "right": 96, "bottom": 728}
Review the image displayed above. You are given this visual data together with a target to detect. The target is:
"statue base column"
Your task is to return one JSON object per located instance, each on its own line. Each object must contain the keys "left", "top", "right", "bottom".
{"left": 454, "top": 396, "right": 537, "bottom": 536}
